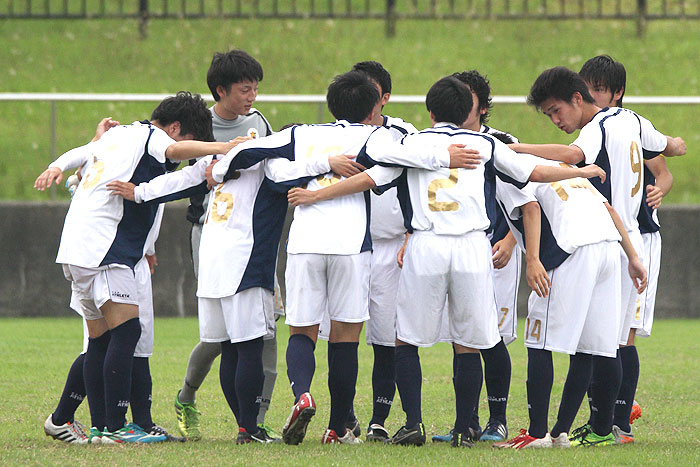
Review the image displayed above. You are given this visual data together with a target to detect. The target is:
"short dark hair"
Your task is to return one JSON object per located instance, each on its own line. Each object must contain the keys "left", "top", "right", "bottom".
{"left": 326, "top": 71, "right": 380, "bottom": 123}
{"left": 527, "top": 66, "right": 595, "bottom": 110}
{"left": 207, "top": 49, "right": 263, "bottom": 101}
{"left": 425, "top": 76, "right": 473, "bottom": 126}
{"left": 151, "top": 91, "right": 214, "bottom": 141}
{"left": 579, "top": 55, "right": 627, "bottom": 107}
{"left": 489, "top": 131, "right": 515, "bottom": 145}
{"left": 352, "top": 61, "right": 392, "bottom": 95}
{"left": 452, "top": 70, "right": 492, "bottom": 124}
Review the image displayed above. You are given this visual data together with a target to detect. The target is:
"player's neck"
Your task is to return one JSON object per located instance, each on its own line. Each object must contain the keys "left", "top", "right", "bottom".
{"left": 579, "top": 103, "right": 602, "bottom": 128}
{"left": 212, "top": 103, "right": 241, "bottom": 121}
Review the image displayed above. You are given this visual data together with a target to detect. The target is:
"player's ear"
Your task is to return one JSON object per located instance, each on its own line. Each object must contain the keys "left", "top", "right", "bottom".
{"left": 216, "top": 84, "right": 228, "bottom": 100}
{"left": 166, "top": 121, "right": 181, "bottom": 139}
{"left": 571, "top": 92, "right": 583, "bottom": 107}
{"left": 613, "top": 87, "right": 624, "bottom": 104}
{"left": 380, "top": 92, "right": 390, "bottom": 107}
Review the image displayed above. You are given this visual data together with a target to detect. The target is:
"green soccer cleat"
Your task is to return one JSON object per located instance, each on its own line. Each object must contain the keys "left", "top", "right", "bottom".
{"left": 569, "top": 423, "right": 591, "bottom": 443}
{"left": 570, "top": 430, "right": 616, "bottom": 447}
{"left": 174, "top": 390, "right": 202, "bottom": 441}
{"left": 88, "top": 427, "right": 104, "bottom": 444}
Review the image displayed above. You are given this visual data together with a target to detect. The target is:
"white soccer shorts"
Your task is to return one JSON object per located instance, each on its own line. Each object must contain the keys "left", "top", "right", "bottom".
{"left": 198, "top": 287, "right": 275, "bottom": 343}
{"left": 396, "top": 231, "right": 500, "bottom": 349}
{"left": 366, "top": 236, "right": 404, "bottom": 346}
{"left": 493, "top": 243, "right": 521, "bottom": 345}
{"left": 525, "top": 241, "right": 621, "bottom": 358}
{"left": 618, "top": 231, "right": 645, "bottom": 345}
{"left": 77, "top": 257, "right": 154, "bottom": 356}
{"left": 285, "top": 252, "right": 370, "bottom": 327}
{"left": 633, "top": 231, "right": 661, "bottom": 337}
{"left": 64, "top": 263, "right": 138, "bottom": 321}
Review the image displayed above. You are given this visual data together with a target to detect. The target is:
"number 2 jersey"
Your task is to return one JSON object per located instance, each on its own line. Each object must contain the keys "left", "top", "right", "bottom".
{"left": 366, "top": 123, "right": 538, "bottom": 236}
{"left": 51, "top": 121, "right": 177, "bottom": 270}
{"left": 571, "top": 107, "right": 666, "bottom": 233}
{"left": 497, "top": 155, "right": 621, "bottom": 270}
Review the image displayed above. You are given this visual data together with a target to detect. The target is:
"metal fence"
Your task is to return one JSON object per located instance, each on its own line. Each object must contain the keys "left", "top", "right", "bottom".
{"left": 2, "top": 1, "right": 699, "bottom": 36}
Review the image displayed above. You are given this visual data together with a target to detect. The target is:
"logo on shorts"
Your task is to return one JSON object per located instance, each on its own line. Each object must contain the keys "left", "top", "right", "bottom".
{"left": 111, "top": 291, "right": 131, "bottom": 299}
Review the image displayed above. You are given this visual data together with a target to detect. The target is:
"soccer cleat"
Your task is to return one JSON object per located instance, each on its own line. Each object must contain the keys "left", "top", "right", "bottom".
{"left": 431, "top": 429, "right": 453, "bottom": 443}
{"left": 346, "top": 414, "right": 361, "bottom": 438}
{"left": 43, "top": 414, "right": 88, "bottom": 444}
{"left": 282, "top": 392, "right": 316, "bottom": 445}
{"left": 236, "top": 427, "right": 280, "bottom": 444}
{"left": 174, "top": 390, "right": 202, "bottom": 441}
{"left": 101, "top": 423, "right": 168, "bottom": 444}
{"left": 570, "top": 430, "right": 616, "bottom": 447}
{"left": 630, "top": 400, "right": 642, "bottom": 424}
{"left": 322, "top": 428, "right": 364, "bottom": 444}
{"left": 569, "top": 423, "right": 592, "bottom": 443}
{"left": 480, "top": 420, "right": 508, "bottom": 442}
{"left": 451, "top": 430, "right": 475, "bottom": 448}
{"left": 612, "top": 425, "right": 635, "bottom": 444}
{"left": 88, "top": 427, "right": 103, "bottom": 444}
{"left": 494, "top": 429, "right": 552, "bottom": 449}
{"left": 550, "top": 432, "right": 571, "bottom": 448}
{"left": 366, "top": 424, "right": 390, "bottom": 442}
{"left": 149, "top": 424, "right": 186, "bottom": 442}
{"left": 387, "top": 423, "right": 426, "bottom": 446}
{"left": 257, "top": 424, "right": 283, "bottom": 443}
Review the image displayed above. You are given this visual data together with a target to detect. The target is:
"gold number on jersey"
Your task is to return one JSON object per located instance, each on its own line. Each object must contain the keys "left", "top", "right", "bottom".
{"left": 525, "top": 318, "right": 542, "bottom": 342}
{"left": 549, "top": 163, "right": 598, "bottom": 201}
{"left": 428, "top": 169, "right": 459, "bottom": 212}
{"left": 209, "top": 185, "right": 234, "bottom": 223}
{"left": 630, "top": 141, "right": 642, "bottom": 197}
{"left": 81, "top": 156, "right": 104, "bottom": 190}
{"left": 316, "top": 173, "right": 342, "bottom": 187}
{"left": 498, "top": 307, "right": 509, "bottom": 328}
{"left": 306, "top": 144, "right": 343, "bottom": 187}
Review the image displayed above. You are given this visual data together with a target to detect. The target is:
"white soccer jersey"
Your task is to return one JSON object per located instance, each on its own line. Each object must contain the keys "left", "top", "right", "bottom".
{"left": 497, "top": 155, "right": 621, "bottom": 270}
{"left": 52, "top": 121, "right": 176, "bottom": 269}
{"left": 134, "top": 143, "right": 330, "bottom": 298}
{"left": 212, "top": 121, "right": 452, "bottom": 255}
{"left": 571, "top": 107, "right": 666, "bottom": 233}
{"left": 367, "top": 123, "right": 537, "bottom": 236}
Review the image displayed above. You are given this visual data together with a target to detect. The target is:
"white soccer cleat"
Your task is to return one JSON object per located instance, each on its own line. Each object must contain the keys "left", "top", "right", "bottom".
{"left": 550, "top": 432, "right": 571, "bottom": 448}
{"left": 43, "top": 414, "right": 89, "bottom": 444}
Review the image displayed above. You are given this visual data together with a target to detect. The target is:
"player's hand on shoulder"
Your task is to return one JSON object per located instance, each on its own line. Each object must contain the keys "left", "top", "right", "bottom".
{"left": 106, "top": 180, "right": 136, "bottom": 201}
{"left": 579, "top": 163, "right": 606, "bottom": 183}
{"left": 329, "top": 155, "right": 366, "bottom": 178}
{"left": 226, "top": 136, "right": 252, "bottom": 152}
{"left": 92, "top": 117, "right": 120, "bottom": 142}
{"left": 34, "top": 167, "right": 63, "bottom": 191}
{"left": 287, "top": 187, "right": 317, "bottom": 207}
{"left": 526, "top": 258, "right": 551, "bottom": 298}
{"left": 205, "top": 159, "right": 220, "bottom": 189}
{"left": 447, "top": 144, "right": 481, "bottom": 169}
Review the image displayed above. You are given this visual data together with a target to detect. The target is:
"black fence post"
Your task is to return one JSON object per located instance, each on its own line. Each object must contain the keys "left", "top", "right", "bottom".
{"left": 637, "top": 0, "right": 647, "bottom": 37}
{"left": 139, "top": 0, "right": 149, "bottom": 39}
{"left": 386, "top": 0, "right": 397, "bottom": 37}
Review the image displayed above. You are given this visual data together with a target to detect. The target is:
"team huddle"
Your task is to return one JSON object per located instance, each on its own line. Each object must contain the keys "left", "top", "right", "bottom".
{"left": 35, "top": 50, "right": 686, "bottom": 448}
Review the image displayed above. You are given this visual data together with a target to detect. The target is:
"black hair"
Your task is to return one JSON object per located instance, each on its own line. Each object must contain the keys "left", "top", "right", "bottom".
{"left": 207, "top": 49, "right": 264, "bottom": 102}
{"left": 425, "top": 76, "right": 473, "bottom": 126}
{"left": 278, "top": 123, "right": 303, "bottom": 131}
{"left": 352, "top": 61, "right": 392, "bottom": 95}
{"left": 489, "top": 131, "right": 515, "bottom": 145}
{"left": 527, "top": 66, "right": 595, "bottom": 110}
{"left": 326, "top": 71, "right": 380, "bottom": 123}
{"left": 579, "top": 55, "right": 626, "bottom": 107}
{"left": 451, "top": 70, "right": 492, "bottom": 124}
{"left": 151, "top": 91, "right": 214, "bottom": 141}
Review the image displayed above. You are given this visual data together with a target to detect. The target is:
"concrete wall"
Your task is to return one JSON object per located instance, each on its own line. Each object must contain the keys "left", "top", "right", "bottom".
{"left": 1, "top": 202, "right": 698, "bottom": 318}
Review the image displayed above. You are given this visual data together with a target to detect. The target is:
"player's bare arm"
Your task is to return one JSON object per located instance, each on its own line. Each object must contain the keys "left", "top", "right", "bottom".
{"left": 604, "top": 202, "right": 647, "bottom": 293}
{"left": 644, "top": 156, "right": 673, "bottom": 209}
{"left": 328, "top": 155, "right": 366, "bottom": 178}
{"left": 165, "top": 138, "right": 245, "bottom": 161}
{"left": 34, "top": 167, "right": 64, "bottom": 191}
{"left": 397, "top": 232, "right": 411, "bottom": 268}
{"left": 205, "top": 159, "right": 220, "bottom": 189}
{"left": 145, "top": 253, "right": 158, "bottom": 275}
{"left": 663, "top": 135, "right": 686, "bottom": 157}
{"left": 106, "top": 180, "right": 136, "bottom": 201}
{"left": 521, "top": 201, "right": 551, "bottom": 298}
{"left": 509, "top": 142, "right": 585, "bottom": 165}
{"left": 287, "top": 172, "right": 376, "bottom": 207}
{"left": 529, "top": 163, "right": 606, "bottom": 184}
{"left": 492, "top": 230, "right": 516, "bottom": 269}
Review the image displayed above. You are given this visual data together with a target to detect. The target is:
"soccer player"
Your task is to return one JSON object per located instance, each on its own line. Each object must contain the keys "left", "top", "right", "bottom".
{"left": 173, "top": 49, "right": 281, "bottom": 442}
{"left": 506, "top": 66, "right": 672, "bottom": 445}
{"left": 35, "top": 91, "right": 233, "bottom": 443}
{"left": 207, "top": 71, "right": 482, "bottom": 446}
{"left": 351, "top": 60, "right": 417, "bottom": 442}
{"left": 287, "top": 75, "right": 606, "bottom": 448}
{"left": 432, "top": 70, "right": 518, "bottom": 444}
{"left": 493, "top": 147, "right": 647, "bottom": 449}
{"left": 578, "top": 55, "right": 686, "bottom": 443}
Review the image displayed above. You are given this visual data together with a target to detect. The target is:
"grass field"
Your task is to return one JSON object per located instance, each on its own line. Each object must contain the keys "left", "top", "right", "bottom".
{"left": 2, "top": 317, "right": 699, "bottom": 465}
{"left": 1, "top": 17, "right": 698, "bottom": 202}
